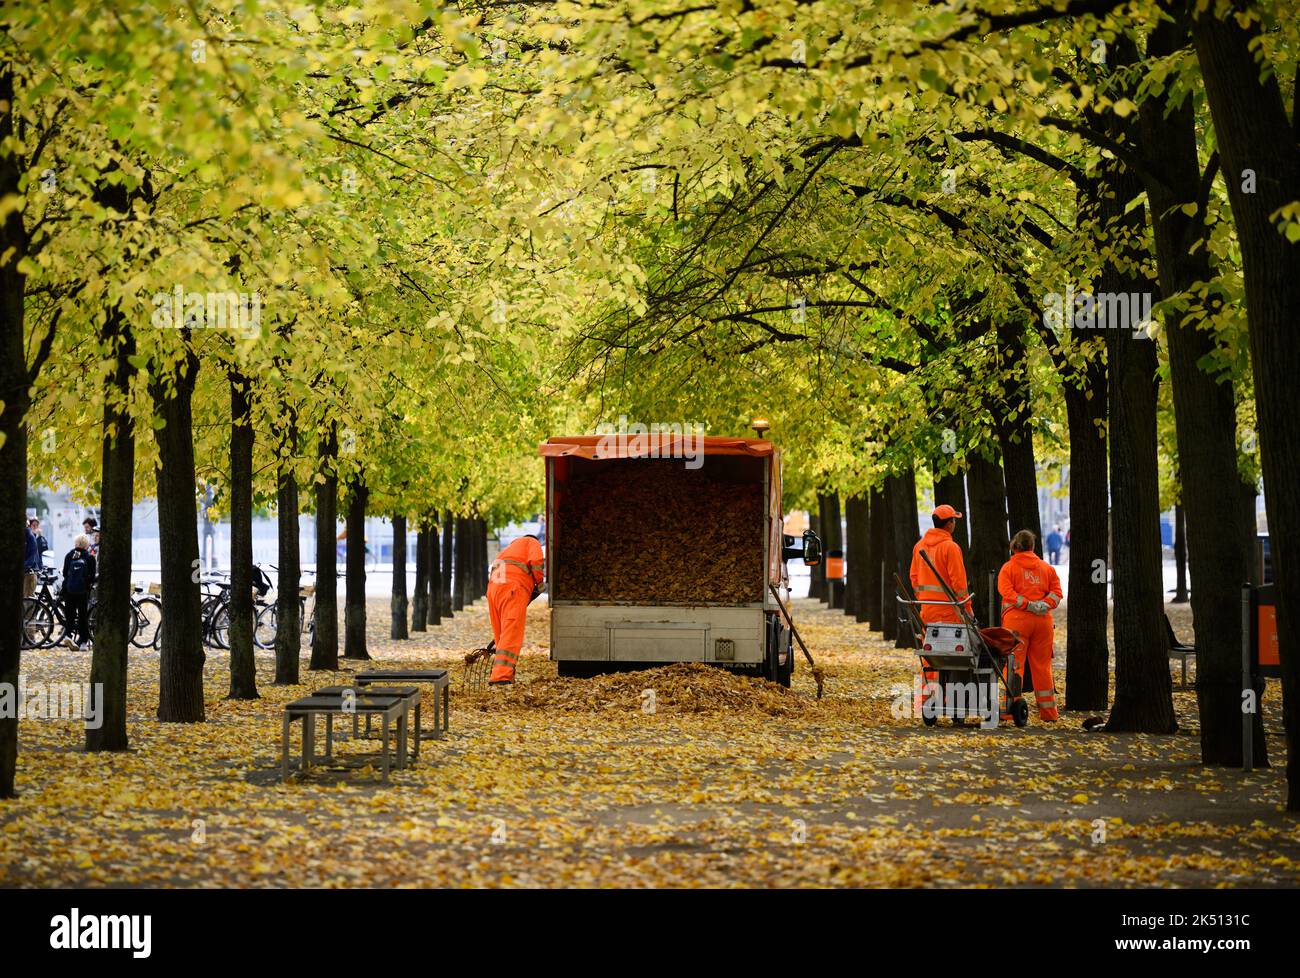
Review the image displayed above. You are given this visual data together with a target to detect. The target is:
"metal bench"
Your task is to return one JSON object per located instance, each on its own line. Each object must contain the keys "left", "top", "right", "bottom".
{"left": 313, "top": 685, "right": 423, "bottom": 760}
{"left": 282, "top": 691, "right": 414, "bottom": 783}
{"left": 354, "top": 669, "right": 450, "bottom": 740}
{"left": 1165, "top": 614, "right": 1196, "bottom": 688}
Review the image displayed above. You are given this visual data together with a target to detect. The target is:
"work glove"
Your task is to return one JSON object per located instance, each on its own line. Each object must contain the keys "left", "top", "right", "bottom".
{"left": 1027, "top": 600, "right": 1050, "bottom": 616}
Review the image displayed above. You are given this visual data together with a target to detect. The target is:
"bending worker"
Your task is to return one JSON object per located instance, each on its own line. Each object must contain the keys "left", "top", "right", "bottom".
{"left": 487, "top": 534, "right": 546, "bottom": 685}
{"left": 910, "top": 504, "right": 972, "bottom": 707}
{"left": 998, "top": 529, "right": 1062, "bottom": 722}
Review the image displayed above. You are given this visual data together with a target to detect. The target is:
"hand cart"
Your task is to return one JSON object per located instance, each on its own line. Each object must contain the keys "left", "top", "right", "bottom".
{"left": 896, "top": 550, "right": 1029, "bottom": 728}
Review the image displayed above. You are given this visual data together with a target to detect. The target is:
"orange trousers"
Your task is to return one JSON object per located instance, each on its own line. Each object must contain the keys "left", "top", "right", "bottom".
{"left": 488, "top": 580, "right": 532, "bottom": 684}
{"left": 1002, "top": 610, "right": 1059, "bottom": 721}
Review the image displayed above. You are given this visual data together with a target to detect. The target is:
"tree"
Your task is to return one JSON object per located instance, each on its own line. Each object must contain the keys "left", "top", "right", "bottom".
{"left": 310, "top": 427, "right": 339, "bottom": 672}
{"left": 392, "top": 514, "right": 409, "bottom": 640}
{"left": 343, "top": 476, "right": 370, "bottom": 661}
{"left": 1188, "top": 0, "right": 1300, "bottom": 805}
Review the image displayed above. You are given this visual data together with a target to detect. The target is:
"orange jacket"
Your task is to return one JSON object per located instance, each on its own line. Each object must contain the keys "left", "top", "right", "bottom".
{"left": 998, "top": 551, "right": 1062, "bottom": 614}
{"left": 490, "top": 535, "right": 546, "bottom": 590}
{"left": 910, "top": 527, "right": 970, "bottom": 623}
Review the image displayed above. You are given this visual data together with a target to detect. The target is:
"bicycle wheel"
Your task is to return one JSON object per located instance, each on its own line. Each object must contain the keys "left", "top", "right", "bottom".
{"left": 131, "top": 596, "right": 162, "bottom": 649}
{"left": 22, "top": 597, "right": 54, "bottom": 649}
{"left": 212, "top": 602, "right": 231, "bottom": 649}
{"left": 199, "top": 595, "right": 218, "bottom": 648}
{"left": 254, "top": 603, "right": 277, "bottom": 649}
{"left": 44, "top": 596, "right": 68, "bottom": 648}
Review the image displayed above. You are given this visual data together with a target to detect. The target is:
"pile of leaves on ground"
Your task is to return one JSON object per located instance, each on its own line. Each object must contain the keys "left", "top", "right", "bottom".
{"left": 552, "top": 458, "right": 765, "bottom": 605}
{"left": 465, "top": 662, "right": 808, "bottom": 716}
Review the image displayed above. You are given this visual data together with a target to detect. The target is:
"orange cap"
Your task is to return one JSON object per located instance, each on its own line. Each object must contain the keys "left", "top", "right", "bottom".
{"left": 933, "top": 504, "right": 963, "bottom": 520}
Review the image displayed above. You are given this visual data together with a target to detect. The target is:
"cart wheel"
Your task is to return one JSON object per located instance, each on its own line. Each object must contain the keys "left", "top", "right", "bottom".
{"left": 922, "top": 711, "right": 938, "bottom": 727}
{"left": 1011, "top": 698, "right": 1029, "bottom": 728}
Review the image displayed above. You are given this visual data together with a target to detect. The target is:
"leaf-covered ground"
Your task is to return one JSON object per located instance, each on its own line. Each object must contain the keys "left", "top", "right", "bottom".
{"left": 1, "top": 598, "right": 1297, "bottom": 888}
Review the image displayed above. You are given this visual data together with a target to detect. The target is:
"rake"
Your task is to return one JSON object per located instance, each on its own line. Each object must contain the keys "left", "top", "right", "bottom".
{"left": 462, "top": 641, "right": 496, "bottom": 690}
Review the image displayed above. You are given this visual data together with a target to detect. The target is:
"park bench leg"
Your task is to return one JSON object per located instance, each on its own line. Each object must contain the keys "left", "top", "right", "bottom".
{"left": 325, "top": 714, "right": 333, "bottom": 758}
{"left": 303, "top": 714, "right": 315, "bottom": 773}
{"left": 396, "top": 708, "right": 407, "bottom": 769}
{"left": 413, "top": 701, "right": 421, "bottom": 759}
{"left": 282, "top": 714, "right": 292, "bottom": 781}
{"left": 381, "top": 715, "right": 391, "bottom": 783}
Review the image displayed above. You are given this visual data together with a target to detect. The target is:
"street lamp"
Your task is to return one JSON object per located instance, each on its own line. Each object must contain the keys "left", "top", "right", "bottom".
{"left": 751, "top": 418, "right": 770, "bottom": 438}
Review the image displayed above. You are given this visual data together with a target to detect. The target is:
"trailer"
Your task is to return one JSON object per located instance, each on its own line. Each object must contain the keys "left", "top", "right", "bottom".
{"left": 539, "top": 434, "right": 820, "bottom": 686}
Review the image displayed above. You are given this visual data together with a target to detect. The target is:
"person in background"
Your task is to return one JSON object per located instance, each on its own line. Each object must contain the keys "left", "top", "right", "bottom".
{"left": 61, "top": 534, "right": 97, "bottom": 650}
{"left": 1046, "top": 526, "right": 1064, "bottom": 565}
{"left": 28, "top": 518, "right": 48, "bottom": 563}
{"left": 83, "top": 516, "right": 100, "bottom": 556}
{"left": 24, "top": 519, "right": 40, "bottom": 597}
{"left": 998, "top": 529, "right": 1062, "bottom": 722}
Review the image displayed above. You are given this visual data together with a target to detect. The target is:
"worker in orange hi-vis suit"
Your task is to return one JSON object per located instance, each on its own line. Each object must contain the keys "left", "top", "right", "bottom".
{"left": 909, "top": 504, "right": 972, "bottom": 714}
{"left": 487, "top": 534, "right": 546, "bottom": 685}
{"left": 998, "top": 529, "right": 1063, "bottom": 722}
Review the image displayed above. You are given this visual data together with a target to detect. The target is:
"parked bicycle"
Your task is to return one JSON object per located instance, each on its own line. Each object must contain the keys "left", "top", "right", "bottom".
{"left": 131, "top": 586, "right": 163, "bottom": 650}
{"left": 200, "top": 564, "right": 276, "bottom": 650}
{"left": 22, "top": 568, "right": 158, "bottom": 650}
{"left": 252, "top": 565, "right": 321, "bottom": 649}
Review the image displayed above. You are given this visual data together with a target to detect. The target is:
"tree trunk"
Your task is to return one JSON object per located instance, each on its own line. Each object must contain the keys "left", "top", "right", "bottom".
{"left": 842, "top": 495, "right": 858, "bottom": 618}
{"left": 273, "top": 427, "right": 300, "bottom": 685}
{"left": 151, "top": 346, "right": 206, "bottom": 722}
{"left": 844, "top": 494, "right": 868, "bottom": 618}
{"left": 343, "top": 477, "right": 370, "bottom": 660}
{"left": 1061, "top": 367, "right": 1111, "bottom": 711}
{"left": 478, "top": 519, "right": 490, "bottom": 600}
{"left": 469, "top": 517, "right": 482, "bottom": 602}
{"left": 411, "top": 523, "right": 428, "bottom": 633}
{"left": 1241, "top": 483, "right": 1259, "bottom": 585}
{"left": 822, "top": 494, "right": 844, "bottom": 608}
{"left": 888, "top": 468, "right": 919, "bottom": 649}
{"left": 1172, "top": 503, "right": 1188, "bottom": 604}
{"left": 88, "top": 305, "right": 135, "bottom": 750}
{"left": 1142, "top": 9, "right": 1261, "bottom": 760}
{"left": 1191, "top": 0, "right": 1300, "bottom": 802}
{"left": 994, "top": 321, "right": 1044, "bottom": 557}
{"left": 453, "top": 516, "right": 468, "bottom": 610}
{"left": 0, "top": 65, "right": 30, "bottom": 795}
{"left": 1094, "top": 81, "right": 1176, "bottom": 732}
{"left": 226, "top": 370, "right": 258, "bottom": 700}
{"left": 998, "top": 426, "right": 1042, "bottom": 557}
{"left": 0, "top": 424, "right": 21, "bottom": 792}
{"left": 866, "top": 486, "right": 884, "bottom": 628}
{"left": 933, "top": 468, "right": 969, "bottom": 556}
{"left": 309, "top": 427, "right": 339, "bottom": 671}
{"left": 966, "top": 452, "right": 1009, "bottom": 628}
{"left": 426, "top": 521, "right": 442, "bottom": 627}
{"left": 392, "top": 514, "right": 409, "bottom": 640}
{"left": 877, "top": 492, "right": 895, "bottom": 642}
{"left": 441, "top": 510, "right": 455, "bottom": 618}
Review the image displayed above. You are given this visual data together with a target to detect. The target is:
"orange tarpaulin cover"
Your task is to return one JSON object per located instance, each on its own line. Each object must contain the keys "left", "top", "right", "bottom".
{"left": 539, "top": 435, "right": 774, "bottom": 459}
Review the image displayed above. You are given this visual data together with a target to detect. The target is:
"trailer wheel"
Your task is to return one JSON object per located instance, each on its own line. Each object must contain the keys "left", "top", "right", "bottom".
{"left": 922, "top": 712, "right": 938, "bottom": 727}
{"left": 1011, "top": 698, "right": 1029, "bottom": 728}
{"left": 765, "top": 614, "right": 793, "bottom": 688}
